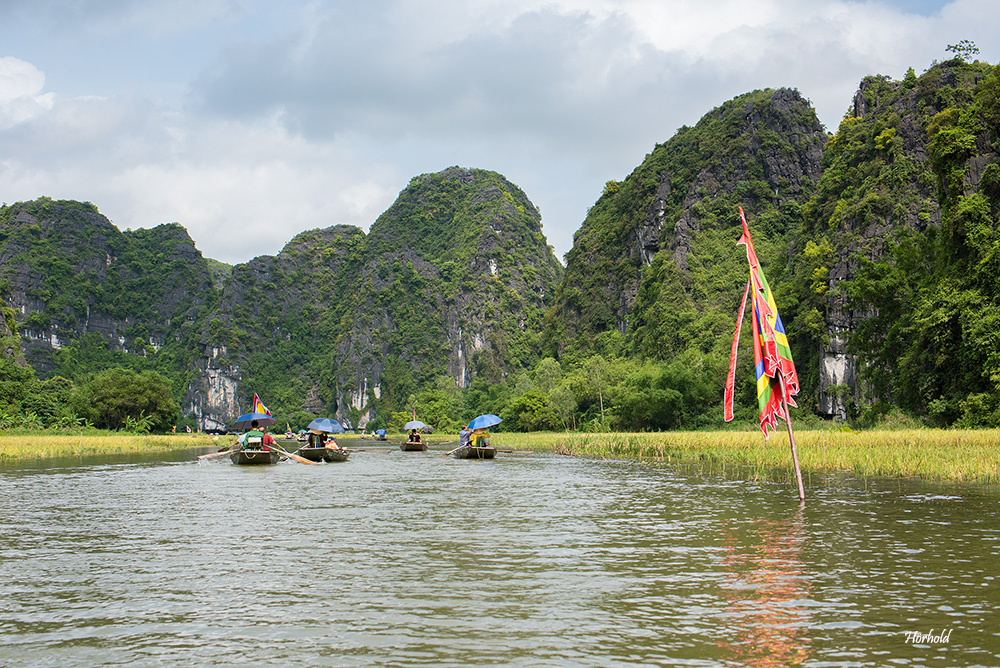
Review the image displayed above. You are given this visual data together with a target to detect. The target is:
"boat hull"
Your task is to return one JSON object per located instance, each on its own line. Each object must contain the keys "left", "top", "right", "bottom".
{"left": 454, "top": 446, "right": 496, "bottom": 459}
{"left": 400, "top": 441, "right": 427, "bottom": 451}
{"left": 294, "top": 446, "right": 350, "bottom": 462}
{"left": 323, "top": 448, "right": 350, "bottom": 463}
{"left": 230, "top": 449, "right": 281, "bottom": 465}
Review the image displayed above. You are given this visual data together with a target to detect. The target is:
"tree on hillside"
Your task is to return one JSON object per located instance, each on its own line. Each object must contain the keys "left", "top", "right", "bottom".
{"left": 946, "top": 40, "right": 979, "bottom": 62}
{"left": 73, "top": 368, "right": 178, "bottom": 432}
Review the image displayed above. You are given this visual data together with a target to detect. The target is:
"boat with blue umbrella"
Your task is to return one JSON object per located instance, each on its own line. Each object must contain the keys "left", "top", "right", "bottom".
{"left": 453, "top": 415, "right": 501, "bottom": 459}
{"left": 296, "top": 417, "right": 349, "bottom": 462}
{"left": 229, "top": 410, "right": 281, "bottom": 465}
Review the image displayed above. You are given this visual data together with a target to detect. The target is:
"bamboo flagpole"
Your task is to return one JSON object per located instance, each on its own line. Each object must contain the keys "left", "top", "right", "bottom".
{"left": 724, "top": 206, "right": 805, "bottom": 503}
{"left": 779, "top": 374, "right": 805, "bottom": 503}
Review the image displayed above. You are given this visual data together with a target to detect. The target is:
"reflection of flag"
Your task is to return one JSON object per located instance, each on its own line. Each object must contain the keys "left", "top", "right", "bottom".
{"left": 724, "top": 207, "right": 798, "bottom": 436}
{"left": 252, "top": 393, "right": 271, "bottom": 416}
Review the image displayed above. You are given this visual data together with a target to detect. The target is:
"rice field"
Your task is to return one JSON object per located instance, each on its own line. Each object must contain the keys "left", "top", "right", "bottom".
{"left": 489, "top": 428, "right": 1000, "bottom": 483}
{"left": 3, "top": 427, "right": 998, "bottom": 483}
{"left": 0, "top": 430, "right": 221, "bottom": 460}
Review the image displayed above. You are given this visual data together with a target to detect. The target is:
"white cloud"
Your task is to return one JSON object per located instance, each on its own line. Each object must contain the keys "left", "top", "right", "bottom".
{"left": 1, "top": 0, "right": 997, "bottom": 266}
{"left": 0, "top": 57, "right": 55, "bottom": 128}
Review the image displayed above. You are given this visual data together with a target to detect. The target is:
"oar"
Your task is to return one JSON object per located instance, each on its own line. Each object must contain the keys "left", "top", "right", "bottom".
{"left": 269, "top": 444, "right": 322, "bottom": 465}
{"left": 439, "top": 444, "right": 469, "bottom": 458}
{"left": 198, "top": 447, "right": 237, "bottom": 460}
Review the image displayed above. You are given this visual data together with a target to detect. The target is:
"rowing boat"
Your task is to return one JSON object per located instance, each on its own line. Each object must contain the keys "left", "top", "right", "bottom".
{"left": 230, "top": 448, "right": 281, "bottom": 465}
{"left": 400, "top": 441, "right": 427, "bottom": 451}
{"left": 322, "top": 448, "right": 350, "bottom": 463}
{"left": 292, "top": 445, "right": 350, "bottom": 462}
{"left": 453, "top": 445, "right": 496, "bottom": 459}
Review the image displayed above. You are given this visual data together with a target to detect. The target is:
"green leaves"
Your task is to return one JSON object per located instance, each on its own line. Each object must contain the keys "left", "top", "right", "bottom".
{"left": 73, "top": 367, "right": 178, "bottom": 432}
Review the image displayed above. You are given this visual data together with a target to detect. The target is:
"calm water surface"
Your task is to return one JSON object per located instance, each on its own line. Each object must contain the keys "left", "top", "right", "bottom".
{"left": 1, "top": 445, "right": 998, "bottom": 667}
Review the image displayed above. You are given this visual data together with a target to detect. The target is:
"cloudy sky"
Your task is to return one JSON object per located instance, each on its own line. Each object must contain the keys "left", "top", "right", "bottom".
{"left": 1, "top": 0, "right": 996, "bottom": 265}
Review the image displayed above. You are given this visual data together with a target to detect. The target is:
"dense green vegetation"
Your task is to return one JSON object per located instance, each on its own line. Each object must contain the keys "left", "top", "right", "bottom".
{"left": 841, "top": 59, "right": 1000, "bottom": 425}
{"left": 543, "top": 87, "right": 827, "bottom": 424}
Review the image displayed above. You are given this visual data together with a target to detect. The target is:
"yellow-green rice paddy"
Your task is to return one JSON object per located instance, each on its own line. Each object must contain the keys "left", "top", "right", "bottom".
{"left": 490, "top": 429, "right": 1000, "bottom": 483}
{"left": 3, "top": 427, "right": 998, "bottom": 483}
{"left": 0, "top": 430, "right": 220, "bottom": 460}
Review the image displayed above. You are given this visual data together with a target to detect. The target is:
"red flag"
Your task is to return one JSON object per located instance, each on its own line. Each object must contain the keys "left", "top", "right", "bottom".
{"left": 726, "top": 207, "right": 799, "bottom": 436}
{"left": 723, "top": 279, "right": 750, "bottom": 422}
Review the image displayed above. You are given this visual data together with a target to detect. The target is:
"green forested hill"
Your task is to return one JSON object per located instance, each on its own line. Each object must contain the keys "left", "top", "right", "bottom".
{"left": 330, "top": 167, "right": 563, "bottom": 427}
{"left": 799, "top": 58, "right": 1000, "bottom": 425}
{"left": 0, "top": 168, "right": 564, "bottom": 432}
{"left": 2, "top": 57, "right": 999, "bottom": 433}
{"left": 545, "top": 88, "right": 826, "bottom": 362}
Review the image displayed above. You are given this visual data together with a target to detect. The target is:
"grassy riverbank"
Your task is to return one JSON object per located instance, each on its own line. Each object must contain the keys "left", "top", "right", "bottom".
{"left": 490, "top": 429, "right": 1000, "bottom": 483}
{"left": 0, "top": 430, "right": 221, "bottom": 460}
{"left": 3, "top": 428, "right": 998, "bottom": 482}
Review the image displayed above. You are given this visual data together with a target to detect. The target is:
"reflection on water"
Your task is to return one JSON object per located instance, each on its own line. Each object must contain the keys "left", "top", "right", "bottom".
{"left": 717, "top": 514, "right": 810, "bottom": 667}
{"left": 0, "top": 451, "right": 998, "bottom": 667}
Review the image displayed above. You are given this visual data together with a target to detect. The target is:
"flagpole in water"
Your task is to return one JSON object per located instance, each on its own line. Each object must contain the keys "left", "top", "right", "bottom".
{"left": 779, "top": 373, "right": 805, "bottom": 503}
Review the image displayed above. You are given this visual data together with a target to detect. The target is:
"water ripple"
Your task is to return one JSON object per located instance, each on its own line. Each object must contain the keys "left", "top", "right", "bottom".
{"left": 1, "top": 452, "right": 998, "bottom": 666}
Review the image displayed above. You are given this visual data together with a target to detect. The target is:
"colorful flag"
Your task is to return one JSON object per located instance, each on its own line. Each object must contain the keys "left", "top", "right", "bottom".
{"left": 252, "top": 393, "right": 271, "bottom": 416}
{"left": 724, "top": 207, "right": 799, "bottom": 436}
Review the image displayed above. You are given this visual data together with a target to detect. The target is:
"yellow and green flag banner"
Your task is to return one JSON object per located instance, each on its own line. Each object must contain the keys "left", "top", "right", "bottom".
{"left": 724, "top": 207, "right": 799, "bottom": 436}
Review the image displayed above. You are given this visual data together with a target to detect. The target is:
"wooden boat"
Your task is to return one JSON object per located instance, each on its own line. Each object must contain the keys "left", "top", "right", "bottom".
{"left": 322, "top": 448, "right": 350, "bottom": 463}
{"left": 454, "top": 445, "right": 496, "bottom": 459}
{"left": 292, "top": 445, "right": 350, "bottom": 462}
{"left": 230, "top": 448, "right": 281, "bottom": 465}
{"left": 400, "top": 440, "right": 427, "bottom": 451}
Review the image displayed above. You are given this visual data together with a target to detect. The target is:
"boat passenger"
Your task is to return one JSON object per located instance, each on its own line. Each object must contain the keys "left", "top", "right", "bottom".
{"left": 408, "top": 429, "right": 422, "bottom": 444}
{"left": 243, "top": 420, "right": 276, "bottom": 451}
{"left": 459, "top": 425, "right": 471, "bottom": 449}
{"left": 470, "top": 428, "right": 489, "bottom": 448}
{"left": 321, "top": 433, "right": 343, "bottom": 451}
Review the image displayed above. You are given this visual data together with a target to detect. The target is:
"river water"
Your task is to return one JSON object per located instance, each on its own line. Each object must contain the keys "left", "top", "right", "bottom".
{"left": 0, "top": 446, "right": 997, "bottom": 667}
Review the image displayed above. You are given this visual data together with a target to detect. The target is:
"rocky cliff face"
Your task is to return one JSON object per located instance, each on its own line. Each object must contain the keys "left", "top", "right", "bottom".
{"left": 331, "top": 167, "right": 563, "bottom": 427}
{"left": 0, "top": 199, "right": 214, "bottom": 378}
{"left": 808, "top": 61, "right": 997, "bottom": 419}
{"left": 184, "top": 224, "right": 365, "bottom": 428}
{"left": 548, "top": 88, "right": 828, "bottom": 359}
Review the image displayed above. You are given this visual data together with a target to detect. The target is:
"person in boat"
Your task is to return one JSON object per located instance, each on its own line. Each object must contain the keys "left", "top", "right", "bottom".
{"left": 320, "top": 433, "right": 344, "bottom": 451}
{"left": 470, "top": 428, "right": 490, "bottom": 448}
{"left": 242, "top": 420, "right": 276, "bottom": 451}
{"left": 408, "top": 429, "right": 422, "bottom": 444}
{"left": 459, "top": 425, "right": 471, "bottom": 449}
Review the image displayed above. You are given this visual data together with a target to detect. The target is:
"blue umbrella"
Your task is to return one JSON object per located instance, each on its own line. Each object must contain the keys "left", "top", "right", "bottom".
{"left": 307, "top": 417, "right": 345, "bottom": 434}
{"left": 467, "top": 414, "right": 502, "bottom": 430}
{"left": 375, "top": 429, "right": 386, "bottom": 436}
{"left": 233, "top": 412, "right": 276, "bottom": 431}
